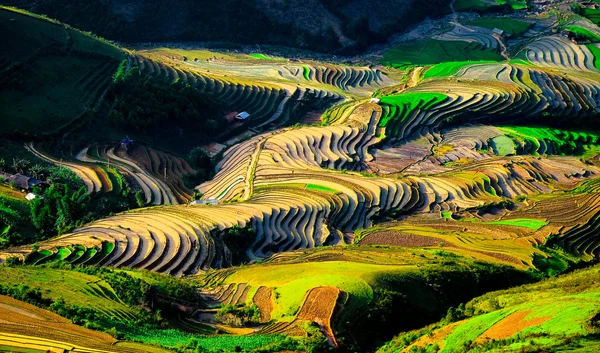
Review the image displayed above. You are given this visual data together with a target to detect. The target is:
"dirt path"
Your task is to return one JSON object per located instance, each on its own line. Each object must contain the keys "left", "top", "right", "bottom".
{"left": 496, "top": 36, "right": 511, "bottom": 60}
{"left": 408, "top": 67, "right": 423, "bottom": 88}
{"left": 242, "top": 137, "right": 269, "bottom": 201}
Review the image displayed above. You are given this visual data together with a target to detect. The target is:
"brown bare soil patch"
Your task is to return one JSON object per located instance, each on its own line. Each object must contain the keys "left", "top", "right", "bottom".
{"left": 403, "top": 322, "right": 460, "bottom": 353}
{"left": 474, "top": 250, "right": 522, "bottom": 265}
{"left": 476, "top": 310, "right": 552, "bottom": 343}
{"left": 301, "top": 111, "right": 323, "bottom": 125}
{"left": 253, "top": 286, "right": 273, "bottom": 323}
{"left": 359, "top": 232, "right": 455, "bottom": 248}
{"left": 128, "top": 145, "right": 153, "bottom": 172}
{"left": 297, "top": 286, "right": 340, "bottom": 347}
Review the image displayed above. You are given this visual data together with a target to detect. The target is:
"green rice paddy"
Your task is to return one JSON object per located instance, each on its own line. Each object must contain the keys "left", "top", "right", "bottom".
{"left": 248, "top": 53, "right": 274, "bottom": 60}
{"left": 381, "top": 40, "right": 502, "bottom": 69}
{"left": 423, "top": 61, "right": 496, "bottom": 79}
{"left": 379, "top": 93, "right": 448, "bottom": 127}
{"left": 305, "top": 184, "right": 338, "bottom": 193}
{"left": 483, "top": 218, "right": 548, "bottom": 230}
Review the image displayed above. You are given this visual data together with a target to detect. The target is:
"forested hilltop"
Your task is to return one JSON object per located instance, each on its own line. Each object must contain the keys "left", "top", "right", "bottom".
{"left": 0, "top": 0, "right": 456, "bottom": 53}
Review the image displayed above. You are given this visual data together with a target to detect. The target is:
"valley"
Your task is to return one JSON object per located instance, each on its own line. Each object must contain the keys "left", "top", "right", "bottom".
{"left": 0, "top": 1, "right": 599, "bottom": 352}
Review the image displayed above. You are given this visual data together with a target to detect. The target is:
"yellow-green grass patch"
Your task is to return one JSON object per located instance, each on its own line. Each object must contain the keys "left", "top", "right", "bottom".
{"left": 223, "top": 261, "right": 414, "bottom": 319}
{"left": 483, "top": 218, "right": 548, "bottom": 230}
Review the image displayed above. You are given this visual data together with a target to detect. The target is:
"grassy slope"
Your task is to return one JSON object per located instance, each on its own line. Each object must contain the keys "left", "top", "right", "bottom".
{"left": 0, "top": 266, "right": 296, "bottom": 352}
{"left": 0, "top": 294, "right": 170, "bottom": 353}
{"left": 0, "top": 6, "right": 124, "bottom": 136}
{"left": 0, "top": 266, "right": 137, "bottom": 318}
{"left": 377, "top": 265, "right": 600, "bottom": 353}
{"left": 201, "top": 246, "right": 532, "bottom": 321}
{"left": 482, "top": 218, "right": 548, "bottom": 230}
{"left": 379, "top": 93, "right": 448, "bottom": 127}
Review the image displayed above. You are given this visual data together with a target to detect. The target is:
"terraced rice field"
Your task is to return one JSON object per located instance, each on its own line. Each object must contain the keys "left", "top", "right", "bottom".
{"left": 0, "top": 7, "right": 124, "bottom": 135}
{"left": 5, "top": 14, "right": 600, "bottom": 296}
{"left": 0, "top": 295, "right": 167, "bottom": 353}
{"left": 0, "top": 267, "right": 138, "bottom": 321}
{"left": 7, "top": 3, "right": 600, "bottom": 353}
{"left": 10, "top": 40, "right": 600, "bottom": 274}
{"left": 381, "top": 40, "right": 503, "bottom": 69}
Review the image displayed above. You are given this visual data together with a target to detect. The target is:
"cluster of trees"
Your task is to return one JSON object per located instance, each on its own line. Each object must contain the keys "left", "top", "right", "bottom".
{"left": 222, "top": 225, "right": 255, "bottom": 265}
{"left": 0, "top": 200, "right": 26, "bottom": 248}
{"left": 8, "top": 0, "right": 454, "bottom": 54}
{"left": 215, "top": 304, "right": 261, "bottom": 327}
{"left": 0, "top": 157, "right": 83, "bottom": 189}
{"left": 184, "top": 147, "right": 216, "bottom": 190}
{"left": 107, "top": 69, "right": 224, "bottom": 137}
{"left": 30, "top": 184, "right": 90, "bottom": 237}
{"left": 0, "top": 283, "right": 52, "bottom": 307}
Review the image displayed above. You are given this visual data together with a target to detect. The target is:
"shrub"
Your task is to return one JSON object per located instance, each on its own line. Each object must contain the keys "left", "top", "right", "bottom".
{"left": 215, "top": 304, "right": 261, "bottom": 327}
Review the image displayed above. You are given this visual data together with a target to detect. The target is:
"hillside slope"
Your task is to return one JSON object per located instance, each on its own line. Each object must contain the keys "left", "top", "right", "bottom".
{"left": 377, "top": 264, "right": 600, "bottom": 353}
{"left": 0, "top": 0, "right": 452, "bottom": 52}
{"left": 0, "top": 294, "right": 170, "bottom": 353}
{"left": 0, "top": 6, "right": 125, "bottom": 136}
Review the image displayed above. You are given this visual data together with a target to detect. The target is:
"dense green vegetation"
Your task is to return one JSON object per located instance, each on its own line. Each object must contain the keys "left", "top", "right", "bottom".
{"left": 0, "top": 6, "right": 124, "bottom": 136}
{"left": 381, "top": 40, "right": 502, "bottom": 69}
{"left": 222, "top": 225, "right": 256, "bottom": 265}
{"left": 108, "top": 69, "right": 223, "bottom": 134}
{"left": 0, "top": 154, "right": 106, "bottom": 247}
{"left": 30, "top": 184, "right": 90, "bottom": 237}
{"left": 135, "top": 330, "right": 298, "bottom": 353}
{"left": 0, "top": 185, "right": 31, "bottom": 248}
{"left": 467, "top": 17, "right": 534, "bottom": 36}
